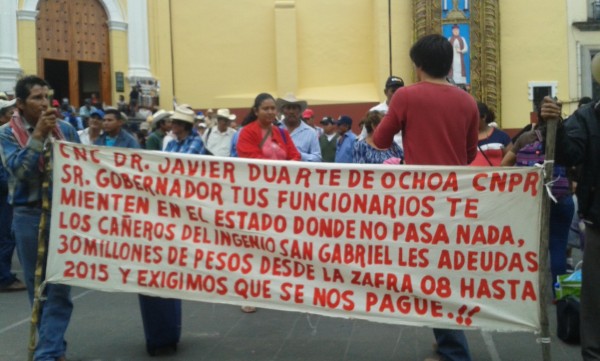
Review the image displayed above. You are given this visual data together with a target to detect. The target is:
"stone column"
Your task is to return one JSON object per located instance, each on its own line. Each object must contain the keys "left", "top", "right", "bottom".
{"left": 0, "top": 2, "right": 23, "bottom": 93}
{"left": 127, "top": 0, "right": 153, "bottom": 81}
{"left": 127, "top": 0, "right": 157, "bottom": 108}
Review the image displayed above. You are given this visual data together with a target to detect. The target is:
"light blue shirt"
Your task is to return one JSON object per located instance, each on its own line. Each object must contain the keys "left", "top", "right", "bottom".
{"left": 283, "top": 121, "right": 321, "bottom": 162}
{"left": 230, "top": 127, "right": 243, "bottom": 157}
{"left": 335, "top": 131, "right": 357, "bottom": 163}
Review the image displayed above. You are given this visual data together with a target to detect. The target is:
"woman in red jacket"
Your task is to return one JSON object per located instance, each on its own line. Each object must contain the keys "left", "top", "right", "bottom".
{"left": 235, "top": 93, "right": 299, "bottom": 313}
{"left": 236, "top": 93, "right": 300, "bottom": 161}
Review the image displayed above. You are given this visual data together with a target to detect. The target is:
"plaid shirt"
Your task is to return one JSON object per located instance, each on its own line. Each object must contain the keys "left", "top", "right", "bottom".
{"left": 165, "top": 134, "right": 205, "bottom": 154}
{"left": 0, "top": 119, "right": 80, "bottom": 206}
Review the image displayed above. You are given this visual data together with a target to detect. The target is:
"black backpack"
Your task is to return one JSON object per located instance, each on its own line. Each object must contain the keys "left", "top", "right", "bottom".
{"left": 556, "top": 296, "right": 580, "bottom": 344}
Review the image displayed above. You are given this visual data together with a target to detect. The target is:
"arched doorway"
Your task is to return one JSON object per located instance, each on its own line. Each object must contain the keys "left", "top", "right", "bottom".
{"left": 36, "top": 0, "right": 111, "bottom": 107}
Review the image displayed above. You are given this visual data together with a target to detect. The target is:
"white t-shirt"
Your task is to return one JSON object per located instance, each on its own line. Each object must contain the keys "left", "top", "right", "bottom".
{"left": 162, "top": 131, "right": 175, "bottom": 150}
{"left": 369, "top": 102, "right": 388, "bottom": 114}
{"left": 365, "top": 102, "right": 403, "bottom": 148}
{"left": 203, "top": 126, "right": 236, "bottom": 156}
{"left": 77, "top": 128, "right": 101, "bottom": 145}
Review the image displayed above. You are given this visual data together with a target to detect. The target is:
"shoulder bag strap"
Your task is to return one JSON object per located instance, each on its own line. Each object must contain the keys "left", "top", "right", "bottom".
{"left": 259, "top": 126, "right": 273, "bottom": 149}
{"left": 278, "top": 127, "right": 287, "bottom": 144}
{"left": 477, "top": 144, "right": 493, "bottom": 166}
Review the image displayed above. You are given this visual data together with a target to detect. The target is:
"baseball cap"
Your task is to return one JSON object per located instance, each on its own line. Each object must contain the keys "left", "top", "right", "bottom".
{"left": 385, "top": 75, "right": 404, "bottom": 89}
{"left": 90, "top": 109, "right": 105, "bottom": 119}
{"left": 335, "top": 115, "right": 353, "bottom": 127}
{"left": 320, "top": 116, "right": 334, "bottom": 125}
{"left": 302, "top": 109, "right": 314, "bottom": 119}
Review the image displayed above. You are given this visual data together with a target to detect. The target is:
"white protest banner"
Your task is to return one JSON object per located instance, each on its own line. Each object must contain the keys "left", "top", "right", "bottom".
{"left": 47, "top": 141, "right": 543, "bottom": 332}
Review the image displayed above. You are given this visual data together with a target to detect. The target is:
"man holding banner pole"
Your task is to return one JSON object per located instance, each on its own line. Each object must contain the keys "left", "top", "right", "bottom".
{"left": 0, "top": 76, "right": 80, "bottom": 361}
{"left": 373, "top": 34, "right": 479, "bottom": 361}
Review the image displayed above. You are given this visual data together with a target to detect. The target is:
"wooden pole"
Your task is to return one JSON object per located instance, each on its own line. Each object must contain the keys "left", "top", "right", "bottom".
{"left": 27, "top": 140, "right": 53, "bottom": 361}
{"left": 538, "top": 116, "right": 559, "bottom": 361}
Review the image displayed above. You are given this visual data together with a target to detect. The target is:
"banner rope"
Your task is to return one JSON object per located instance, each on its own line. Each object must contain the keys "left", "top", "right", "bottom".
{"left": 535, "top": 161, "right": 562, "bottom": 204}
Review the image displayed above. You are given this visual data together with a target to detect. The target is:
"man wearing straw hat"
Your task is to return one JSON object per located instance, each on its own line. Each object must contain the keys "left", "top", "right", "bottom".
{"left": 0, "top": 75, "right": 80, "bottom": 361}
{"left": 276, "top": 93, "right": 321, "bottom": 162}
{"left": 164, "top": 105, "right": 205, "bottom": 154}
{"left": 203, "top": 108, "right": 237, "bottom": 156}
{"left": 137, "top": 105, "right": 203, "bottom": 356}
{"left": 146, "top": 109, "right": 172, "bottom": 151}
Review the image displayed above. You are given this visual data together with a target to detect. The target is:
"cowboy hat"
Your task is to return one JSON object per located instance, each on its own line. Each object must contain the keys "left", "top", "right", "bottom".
{"left": 139, "top": 121, "right": 151, "bottom": 131}
{"left": 0, "top": 98, "right": 16, "bottom": 110}
{"left": 152, "top": 109, "right": 173, "bottom": 125}
{"left": 171, "top": 105, "right": 195, "bottom": 124}
{"left": 216, "top": 108, "right": 236, "bottom": 121}
{"left": 275, "top": 93, "right": 307, "bottom": 113}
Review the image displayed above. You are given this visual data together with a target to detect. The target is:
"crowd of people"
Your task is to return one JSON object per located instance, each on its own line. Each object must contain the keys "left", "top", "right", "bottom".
{"left": 0, "top": 33, "right": 599, "bottom": 361}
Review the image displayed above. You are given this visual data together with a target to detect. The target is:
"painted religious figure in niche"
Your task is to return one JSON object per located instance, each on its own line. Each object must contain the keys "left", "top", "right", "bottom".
{"left": 443, "top": 23, "right": 470, "bottom": 86}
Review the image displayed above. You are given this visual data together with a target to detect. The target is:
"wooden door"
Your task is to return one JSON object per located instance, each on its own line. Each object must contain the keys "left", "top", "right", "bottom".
{"left": 36, "top": 0, "right": 111, "bottom": 107}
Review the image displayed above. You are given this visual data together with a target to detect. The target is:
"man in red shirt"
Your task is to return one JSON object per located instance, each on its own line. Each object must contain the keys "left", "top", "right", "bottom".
{"left": 374, "top": 34, "right": 479, "bottom": 361}
{"left": 374, "top": 35, "right": 478, "bottom": 166}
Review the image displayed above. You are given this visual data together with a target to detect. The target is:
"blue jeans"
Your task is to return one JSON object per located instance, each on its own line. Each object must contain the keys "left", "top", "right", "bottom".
{"left": 549, "top": 196, "right": 575, "bottom": 286}
{"left": 434, "top": 328, "right": 471, "bottom": 361}
{"left": 0, "top": 190, "right": 16, "bottom": 287}
{"left": 13, "top": 206, "right": 73, "bottom": 361}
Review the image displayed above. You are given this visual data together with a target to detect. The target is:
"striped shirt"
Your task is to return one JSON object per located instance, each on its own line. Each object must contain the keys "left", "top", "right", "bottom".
{"left": 470, "top": 127, "right": 511, "bottom": 166}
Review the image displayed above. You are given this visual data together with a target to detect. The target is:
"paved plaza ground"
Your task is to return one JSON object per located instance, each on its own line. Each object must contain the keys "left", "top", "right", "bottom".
{"left": 1, "top": 254, "right": 582, "bottom": 361}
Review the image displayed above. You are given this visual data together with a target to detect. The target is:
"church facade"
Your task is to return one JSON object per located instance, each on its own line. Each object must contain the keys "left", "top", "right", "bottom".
{"left": 0, "top": 0, "right": 597, "bottom": 129}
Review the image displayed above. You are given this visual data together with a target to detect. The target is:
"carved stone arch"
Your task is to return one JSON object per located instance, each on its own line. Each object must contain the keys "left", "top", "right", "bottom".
{"left": 22, "top": 0, "right": 126, "bottom": 30}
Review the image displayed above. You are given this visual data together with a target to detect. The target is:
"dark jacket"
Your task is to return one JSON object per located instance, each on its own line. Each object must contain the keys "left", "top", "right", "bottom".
{"left": 319, "top": 133, "right": 338, "bottom": 162}
{"left": 556, "top": 102, "right": 600, "bottom": 226}
{"left": 95, "top": 129, "right": 140, "bottom": 149}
